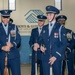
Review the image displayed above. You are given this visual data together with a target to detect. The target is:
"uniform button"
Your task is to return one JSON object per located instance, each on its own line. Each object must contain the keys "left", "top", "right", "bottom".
{"left": 48, "top": 39, "right": 49, "bottom": 41}
{"left": 6, "top": 38, "right": 8, "bottom": 40}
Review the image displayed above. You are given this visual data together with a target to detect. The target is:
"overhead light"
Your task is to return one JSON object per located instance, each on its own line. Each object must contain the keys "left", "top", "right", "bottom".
{"left": 8, "top": 0, "right": 16, "bottom": 11}
{"left": 54, "top": 0, "right": 62, "bottom": 10}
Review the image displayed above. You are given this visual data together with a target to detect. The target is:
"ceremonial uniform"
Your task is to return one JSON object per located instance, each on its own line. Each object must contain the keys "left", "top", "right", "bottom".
{"left": 63, "top": 29, "right": 75, "bottom": 75}
{"left": 56, "top": 15, "right": 75, "bottom": 75}
{"left": 0, "top": 10, "right": 21, "bottom": 75}
{"left": 40, "top": 6, "right": 67, "bottom": 75}
{"left": 73, "top": 33, "right": 75, "bottom": 73}
{"left": 29, "top": 15, "right": 47, "bottom": 75}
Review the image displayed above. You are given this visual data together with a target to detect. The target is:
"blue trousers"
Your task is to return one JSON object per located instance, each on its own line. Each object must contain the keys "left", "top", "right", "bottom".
{"left": 31, "top": 58, "right": 43, "bottom": 75}
{"left": 31, "top": 51, "right": 43, "bottom": 75}
{"left": 62, "top": 57, "right": 74, "bottom": 75}
{"left": 42, "top": 59, "right": 62, "bottom": 75}
{"left": 0, "top": 57, "right": 21, "bottom": 75}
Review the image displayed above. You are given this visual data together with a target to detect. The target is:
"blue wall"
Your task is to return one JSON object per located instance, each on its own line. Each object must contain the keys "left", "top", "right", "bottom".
{"left": 20, "top": 36, "right": 32, "bottom": 64}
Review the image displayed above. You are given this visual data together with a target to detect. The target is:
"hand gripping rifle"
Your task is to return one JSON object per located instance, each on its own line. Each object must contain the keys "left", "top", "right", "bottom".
{"left": 41, "top": 39, "right": 46, "bottom": 55}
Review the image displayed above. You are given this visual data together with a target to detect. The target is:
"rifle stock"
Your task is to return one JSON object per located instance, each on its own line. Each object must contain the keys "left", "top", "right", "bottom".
{"left": 41, "top": 39, "right": 46, "bottom": 55}
{"left": 50, "top": 44, "right": 53, "bottom": 75}
{"left": 35, "top": 39, "right": 38, "bottom": 75}
{"left": 4, "top": 53, "right": 9, "bottom": 75}
{"left": 4, "top": 67, "right": 9, "bottom": 75}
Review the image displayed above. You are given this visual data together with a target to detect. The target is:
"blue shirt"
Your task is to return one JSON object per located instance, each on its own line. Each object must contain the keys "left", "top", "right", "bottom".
{"left": 2, "top": 23, "right": 8, "bottom": 35}
{"left": 49, "top": 20, "right": 56, "bottom": 36}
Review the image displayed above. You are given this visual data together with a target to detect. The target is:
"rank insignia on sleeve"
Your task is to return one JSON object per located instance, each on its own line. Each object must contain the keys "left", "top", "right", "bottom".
{"left": 43, "top": 30, "right": 45, "bottom": 33}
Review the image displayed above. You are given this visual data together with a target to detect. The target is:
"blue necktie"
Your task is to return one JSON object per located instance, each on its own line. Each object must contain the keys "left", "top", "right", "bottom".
{"left": 50, "top": 23, "right": 52, "bottom": 26}
{"left": 40, "top": 27, "right": 42, "bottom": 30}
{"left": 39, "top": 27, "right": 42, "bottom": 35}
{"left": 5, "top": 24, "right": 7, "bottom": 27}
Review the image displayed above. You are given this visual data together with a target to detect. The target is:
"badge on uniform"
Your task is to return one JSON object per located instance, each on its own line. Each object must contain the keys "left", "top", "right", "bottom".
{"left": 54, "top": 33, "right": 58, "bottom": 38}
{"left": 43, "top": 30, "right": 45, "bottom": 34}
{"left": 10, "top": 29, "right": 16, "bottom": 37}
{"left": 66, "top": 33, "right": 72, "bottom": 41}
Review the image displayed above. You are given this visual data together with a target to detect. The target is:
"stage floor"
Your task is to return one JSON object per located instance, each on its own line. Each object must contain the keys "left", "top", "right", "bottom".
{"left": 9, "top": 64, "right": 75, "bottom": 75}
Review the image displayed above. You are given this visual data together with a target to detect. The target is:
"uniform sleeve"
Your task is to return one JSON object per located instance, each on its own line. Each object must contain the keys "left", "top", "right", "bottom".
{"left": 29, "top": 29, "right": 34, "bottom": 49}
{"left": 66, "top": 31, "right": 75, "bottom": 53}
{"left": 12, "top": 25, "right": 21, "bottom": 48}
{"left": 0, "top": 40, "right": 4, "bottom": 49}
{"left": 53, "top": 26, "right": 67, "bottom": 59}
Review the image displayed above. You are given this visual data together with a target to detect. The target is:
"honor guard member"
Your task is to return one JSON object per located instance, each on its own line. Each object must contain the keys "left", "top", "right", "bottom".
{"left": 9, "top": 18, "right": 13, "bottom": 24}
{"left": 73, "top": 33, "right": 75, "bottom": 73}
{"left": 0, "top": 10, "right": 21, "bottom": 75}
{"left": 40, "top": 6, "right": 67, "bottom": 75}
{"left": 56, "top": 15, "right": 75, "bottom": 75}
{"left": 29, "top": 15, "right": 47, "bottom": 75}
{"left": 73, "top": 33, "right": 75, "bottom": 72}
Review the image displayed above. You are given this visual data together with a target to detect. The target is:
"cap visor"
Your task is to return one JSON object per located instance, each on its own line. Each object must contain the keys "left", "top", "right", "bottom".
{"left": 38, "top": 20, "right": 45, "bottom": 21}
{"left": 2, "top": 16, "right": 10, "bottom": 18}
{"left": 46, "top": 11, "right": 56, "bottom": 14}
